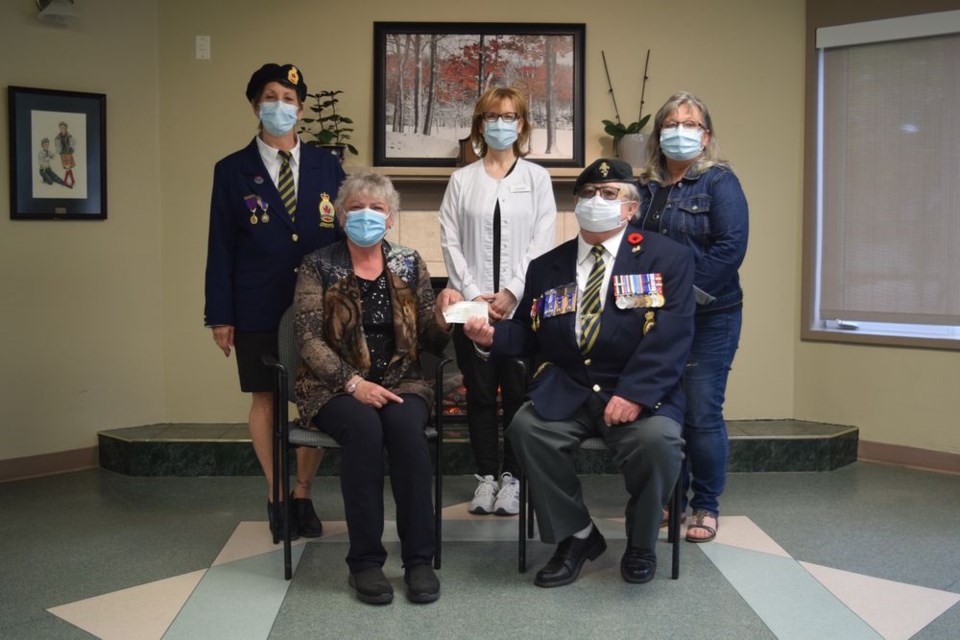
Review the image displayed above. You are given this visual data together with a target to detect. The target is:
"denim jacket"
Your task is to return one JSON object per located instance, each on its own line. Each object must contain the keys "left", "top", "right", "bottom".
{"left": 637, "top": 165, "right": 748, "bottom": 314}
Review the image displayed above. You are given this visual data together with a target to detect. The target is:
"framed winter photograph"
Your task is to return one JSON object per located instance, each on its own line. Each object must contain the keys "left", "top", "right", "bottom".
{"left": 373, "top": 22, "right": 585, "bottom": 168}
{"left": 8, "top": 86, "right": 107, "bottom": 220}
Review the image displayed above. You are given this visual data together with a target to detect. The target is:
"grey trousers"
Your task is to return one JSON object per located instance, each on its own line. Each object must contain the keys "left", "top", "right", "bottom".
{"left": 507, "top": 397, "right": 683, "bottom": 550}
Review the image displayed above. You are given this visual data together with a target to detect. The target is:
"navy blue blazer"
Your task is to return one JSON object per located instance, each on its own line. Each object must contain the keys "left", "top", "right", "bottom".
{"left": 204, "top": 139, "right": 345, "bottom": 332}
{"left": 491, "top": 224, "right": 695, "bottom": 424}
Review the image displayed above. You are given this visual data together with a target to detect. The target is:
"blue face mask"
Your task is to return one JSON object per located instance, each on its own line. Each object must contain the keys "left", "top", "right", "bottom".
{"left": 483, "top": 118, "right": 519, "bottom": 151}
{"left": 574, "top": 196, "right": 625, "bottom": 233}
{"left": 660, "top": 125, "right": 704, "bottom": 161}
{"left": 259, "top": 101, "right": 299, "bottom": 136}
{"left": 344, "top": 208, "right": 389, "bottom": 247}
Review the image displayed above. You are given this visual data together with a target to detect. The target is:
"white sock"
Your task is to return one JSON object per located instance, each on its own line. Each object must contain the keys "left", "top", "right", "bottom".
{"left": 572, "top": 522, "right": 594, "bottom": 539}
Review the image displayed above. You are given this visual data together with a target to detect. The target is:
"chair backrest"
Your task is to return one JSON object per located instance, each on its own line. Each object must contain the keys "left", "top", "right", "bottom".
{"left": 276, "top": 306, "right": 298, "bottom": 400}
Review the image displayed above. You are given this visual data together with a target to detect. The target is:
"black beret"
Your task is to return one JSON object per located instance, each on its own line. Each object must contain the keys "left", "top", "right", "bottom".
{"left": 573, "top": 158, "right": 634, "bottom": 194}
{"left": 245, "top": 63, "right": 307, "bottom": 103}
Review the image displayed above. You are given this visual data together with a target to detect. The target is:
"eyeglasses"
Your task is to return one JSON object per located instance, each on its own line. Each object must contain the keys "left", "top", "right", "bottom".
{"left": 577, "top": 185, "right": 622, "bottom": 201}
{"left": 482, "top": 112, "right": 520, "bottom": 123}
{"left": 661, "top": 120, "right": 707, "bottom": 132}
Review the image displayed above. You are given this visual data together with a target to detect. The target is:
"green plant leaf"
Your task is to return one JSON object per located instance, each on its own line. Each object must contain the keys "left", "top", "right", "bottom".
{"left": 603, "top": 120, "right": 627, "bottom": 137}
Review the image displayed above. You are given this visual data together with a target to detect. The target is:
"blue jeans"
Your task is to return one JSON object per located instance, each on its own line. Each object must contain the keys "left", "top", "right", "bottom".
{"left": 682, "top": 309, "right": 742, "bottom": 516}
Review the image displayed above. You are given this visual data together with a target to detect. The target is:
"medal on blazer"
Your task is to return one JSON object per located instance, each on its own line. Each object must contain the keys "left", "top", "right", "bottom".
{"left": 643, "top": 310, "right": 656, "bottom": 335}
{"left": 530, "top": 296, "right": 544, "bottom": 331}
{"left": 244, "top": 194, "right": 259, "bottom": 225}
{"left": 613, "top": 273, "right": 664, "bottom": 309}
{"left": 542, "top": 283, "right": 578, "bottom": 319}
{"left": 244, "top": 194, "right": 270, "bottom": 224}
{"left": 319, "top": 192, "right": 336, "bottom": 228}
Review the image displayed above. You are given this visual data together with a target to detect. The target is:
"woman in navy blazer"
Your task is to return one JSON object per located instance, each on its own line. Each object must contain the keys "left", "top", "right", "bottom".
{"left": 204, "top": 63, "right": 344, "bottom": 540}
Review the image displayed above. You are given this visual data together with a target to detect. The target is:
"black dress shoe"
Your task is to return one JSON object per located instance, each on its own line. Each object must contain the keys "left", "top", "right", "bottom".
{"left": 404, "top": 564, "right": 440, "bottom": 604}
{"left": 534, "top": 525, "right": 607, "bottom": 588}
{"left": 349, "top": 567, "right": 394, "bottom": 605}
{"left": 267, "top": 501, "right": 300, "bottom": 542}
{"left": 620, "top": 547, "right": 657, "bottom": 584}
{"left": 291, "top": 494, "right": 323, "bottom": 538}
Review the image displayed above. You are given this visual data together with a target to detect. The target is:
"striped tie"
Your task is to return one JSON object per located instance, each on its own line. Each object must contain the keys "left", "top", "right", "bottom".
{"left": 579, "top": 245, "right": 606, "bottom": 354}
{"left": 277, "top": 150, "right": 297, "bottom": 219}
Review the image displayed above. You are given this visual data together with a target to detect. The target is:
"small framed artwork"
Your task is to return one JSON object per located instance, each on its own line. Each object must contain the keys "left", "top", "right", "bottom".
{"left": 373, "top": 22, "right": 585, "bottom": 168}
{"left": 7, "top": 86, "right": 107, "bottom": 220}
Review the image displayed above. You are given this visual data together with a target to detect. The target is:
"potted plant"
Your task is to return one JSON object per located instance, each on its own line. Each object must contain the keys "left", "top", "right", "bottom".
{"left": 601, "top": 49, "right": 652, "bottom": 168}
{"left": 298, "top": 90, "right": 358, "bottom": 160}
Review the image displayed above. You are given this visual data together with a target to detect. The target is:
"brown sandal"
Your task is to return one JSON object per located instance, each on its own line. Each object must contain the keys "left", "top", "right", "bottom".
{"left": 685, "top": 510, "right": 718, "bottom": 543}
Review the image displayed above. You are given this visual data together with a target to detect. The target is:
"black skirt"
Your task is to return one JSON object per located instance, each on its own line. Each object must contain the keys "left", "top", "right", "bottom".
{"left": 234, "top": 330, "right": 279, "bottom": 393}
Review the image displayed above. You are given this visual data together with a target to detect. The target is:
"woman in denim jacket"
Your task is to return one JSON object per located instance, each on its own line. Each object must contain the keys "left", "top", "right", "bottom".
{"left": 637, "top": 92, "right": 749, "bottom": 543}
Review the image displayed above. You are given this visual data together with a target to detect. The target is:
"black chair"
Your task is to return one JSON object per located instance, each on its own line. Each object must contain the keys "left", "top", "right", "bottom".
{"left": 264, "top": 305, "right": 452, "bottom": 580}
{"left": 518, "top": 442, "right": 683, "bottom": 579}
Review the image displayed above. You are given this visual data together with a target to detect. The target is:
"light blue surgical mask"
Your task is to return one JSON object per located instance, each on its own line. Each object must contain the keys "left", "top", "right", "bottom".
{"left": 259, "top": 101, "right": 299, "bottom": 136}
{"left": 574, "top": 196, "right": 625, "bottom": 233}
{"left": 660, "top": 125, "right": 704, "bottom": 161}
{"left": 344, "top": 208, "right": 389, "bottom": 247}
{"left": 483, "top": 118, "right": 519, "bottom": 150}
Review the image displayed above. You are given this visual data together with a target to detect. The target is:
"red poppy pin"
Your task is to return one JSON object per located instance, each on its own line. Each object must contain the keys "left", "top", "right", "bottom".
{"left": 628, "top": 232, "right": 644, "bottom": 253}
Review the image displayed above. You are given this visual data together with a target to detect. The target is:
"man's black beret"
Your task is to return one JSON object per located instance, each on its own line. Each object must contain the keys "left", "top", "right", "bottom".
{"left": 245, "top": 63, "right": 306, "bottom": 102}
{"left": 573, "top": 158, "right": 634, "bottom": 194}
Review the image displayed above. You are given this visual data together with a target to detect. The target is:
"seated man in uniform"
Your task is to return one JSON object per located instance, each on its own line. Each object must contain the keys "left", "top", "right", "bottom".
{"left": 463, "top": 158, "right": 695, "bottom": 587}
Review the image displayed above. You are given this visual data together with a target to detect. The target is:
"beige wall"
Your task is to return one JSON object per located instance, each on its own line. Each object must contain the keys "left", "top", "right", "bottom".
{"left": 7, "top": 0, "right": 950, "bottom": 462}
{"left": 0, "top": 1, "right": 164, "bottom": 460}
{"left": 159, "top": 0, "right": 804, "bottom": 428}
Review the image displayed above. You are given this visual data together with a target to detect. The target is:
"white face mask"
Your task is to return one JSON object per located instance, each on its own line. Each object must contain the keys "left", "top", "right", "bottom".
{"left": 574, "top": 196, "right": 625, "bottom": 233}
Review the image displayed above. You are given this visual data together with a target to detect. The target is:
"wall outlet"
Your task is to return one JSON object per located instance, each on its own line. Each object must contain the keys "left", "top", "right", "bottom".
{"left": 195, "top": 35, "right": 211, "bottom": 60}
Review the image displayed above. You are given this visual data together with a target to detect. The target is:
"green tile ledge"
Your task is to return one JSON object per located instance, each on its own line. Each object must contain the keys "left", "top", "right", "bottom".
{"left": 98, "top": 419, "right": 858, "bottom": 477}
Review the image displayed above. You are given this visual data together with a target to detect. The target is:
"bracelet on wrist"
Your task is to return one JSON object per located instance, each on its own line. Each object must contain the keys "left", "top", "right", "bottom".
{"left": 345, "top": 377, "right": 361, "bottom": 395}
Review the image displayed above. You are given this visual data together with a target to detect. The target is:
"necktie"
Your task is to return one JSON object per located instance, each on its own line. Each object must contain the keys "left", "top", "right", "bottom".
{"left": 277, "top": 150, "right": 297, "bottom": 219}
{"left": 579, "top": 245, "right": 605, "bottom": 354}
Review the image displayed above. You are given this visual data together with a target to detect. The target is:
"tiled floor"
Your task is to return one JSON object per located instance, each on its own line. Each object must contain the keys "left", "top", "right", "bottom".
{"left": 1, "top": 463, "right": 958, "bottom": 639}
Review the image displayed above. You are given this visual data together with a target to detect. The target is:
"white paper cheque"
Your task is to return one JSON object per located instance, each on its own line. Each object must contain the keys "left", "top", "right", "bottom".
{"left": 442, "top": 301, "right": 489, "bottom": 324}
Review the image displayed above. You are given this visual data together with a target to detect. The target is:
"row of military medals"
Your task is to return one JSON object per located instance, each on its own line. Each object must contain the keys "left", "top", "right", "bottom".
{"left": 245, "top": 193, "right": 336, "bottom": 227}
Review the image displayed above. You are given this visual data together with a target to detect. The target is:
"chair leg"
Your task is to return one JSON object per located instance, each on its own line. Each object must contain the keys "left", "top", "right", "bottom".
{"left": 433, "top": 436, "right": 442, "bottom": 570}
{"left": 669, "top": 472, "right": 681, "bottom": 579}
{"left": 518, "top": 474, "right": 527, "bottom": 573}
{"left": 282, "top": 440, "right": 293, "bottom": 581}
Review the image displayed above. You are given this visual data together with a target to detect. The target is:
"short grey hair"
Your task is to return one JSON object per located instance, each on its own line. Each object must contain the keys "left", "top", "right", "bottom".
{"left": 617, "top": 181, "right": 640, "bottom": 202}
{"left": 333, "top": 170, "right": 400, "bottom": 224}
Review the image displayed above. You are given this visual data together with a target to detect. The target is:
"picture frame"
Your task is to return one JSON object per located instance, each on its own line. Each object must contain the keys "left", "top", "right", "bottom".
{"left": 8, "top": 86, "right": 107, "bottom": 220}
{"left": 373, "top": 22, "right": 585, "bottom": 168}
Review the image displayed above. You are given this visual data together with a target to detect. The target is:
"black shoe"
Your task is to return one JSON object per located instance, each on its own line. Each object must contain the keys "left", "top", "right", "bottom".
{"left": 404, "top": 564, "right": 440, "bottom": 603}
{"left": 291, "top": 493, "right": 323, "bottom": 538}
{"left": 620, "top": 547, "right": 657, "bottom": 584}
{"left": 349, "top": 567, "right": 394, "bottom": 605}
{"left": 267, "top": 501, "right": 300, "bottom": 542}
{"left": 534, "top": 525, "right": 607, "bottom": 588}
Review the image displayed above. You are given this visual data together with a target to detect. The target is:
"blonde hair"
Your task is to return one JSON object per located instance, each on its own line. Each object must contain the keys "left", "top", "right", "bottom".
{"left": 469, "top": 86, "right": 531, "bottom": 158}
{"left": 639, "top": 91, "right": 730, "bottom": 185}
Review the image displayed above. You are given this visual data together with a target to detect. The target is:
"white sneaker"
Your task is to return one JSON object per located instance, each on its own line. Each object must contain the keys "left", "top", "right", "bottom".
{"left": 493, "top": 472, "right": 520, "bottom": 516}
{"left": 469, "top": 474, "right": 498, "bottom": 514}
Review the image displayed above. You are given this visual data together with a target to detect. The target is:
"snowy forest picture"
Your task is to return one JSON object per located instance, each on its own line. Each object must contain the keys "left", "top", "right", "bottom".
{"left": 374, "top": 22, "right": 584, "bottom": 167}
